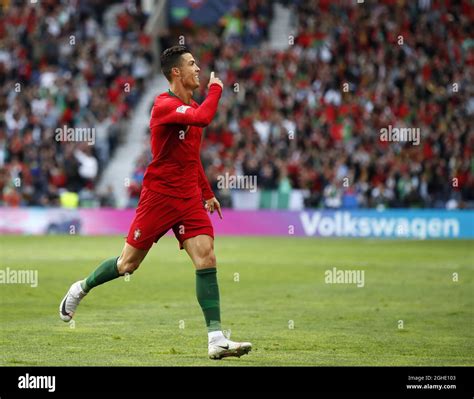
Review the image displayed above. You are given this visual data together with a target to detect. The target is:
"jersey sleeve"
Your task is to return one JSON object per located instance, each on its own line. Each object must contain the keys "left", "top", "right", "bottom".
{"left": 151, "top": 84, "right": 222, "bottom": 128}
{"left": 198, "top": 160, "right": 214, "bottom": 201}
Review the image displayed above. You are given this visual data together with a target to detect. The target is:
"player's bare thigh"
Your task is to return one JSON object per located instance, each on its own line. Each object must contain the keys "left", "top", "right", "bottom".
{"left": 117, "top": 242, "right": 149, "bottom": 275}
{"left": 183, "top": 235, "right": 216, "bottom": 270}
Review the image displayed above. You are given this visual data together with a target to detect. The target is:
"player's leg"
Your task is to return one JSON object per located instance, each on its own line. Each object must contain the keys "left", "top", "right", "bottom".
{"left": 83, "top": 242, "right": 149, "bottom": 291}
{"left": 59, "top": 243, "right": 148, "bottom": 322}
{"left": 59, "top": 186, "right": 170, "bottom": 322}
{"left": 182, "top": 234, "right": 252, "bottom": 359}
{"left": 182, "top": 234, "right": 220, "bottom": 330}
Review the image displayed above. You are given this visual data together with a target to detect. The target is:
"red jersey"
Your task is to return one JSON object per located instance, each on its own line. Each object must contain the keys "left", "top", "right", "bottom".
{"left": 143, "top": 83, "right": 222, "bottom": 200}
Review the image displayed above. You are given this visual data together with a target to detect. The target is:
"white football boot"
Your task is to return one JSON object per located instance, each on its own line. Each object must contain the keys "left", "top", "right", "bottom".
{"left": 208, "top": 338, "right": 252, "bottom": 360}
{"left": 59, "top": 281, "right": 88, "bottom": 322}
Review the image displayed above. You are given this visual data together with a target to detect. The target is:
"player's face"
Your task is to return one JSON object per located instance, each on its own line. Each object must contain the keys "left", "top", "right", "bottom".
{"left": 178, "top": 53, "right": 200, "bottom": 90}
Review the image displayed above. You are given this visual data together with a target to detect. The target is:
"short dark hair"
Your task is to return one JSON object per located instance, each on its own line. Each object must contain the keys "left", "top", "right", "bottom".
{"left": 160, "top": 45, "right": 190, "bottom": 81}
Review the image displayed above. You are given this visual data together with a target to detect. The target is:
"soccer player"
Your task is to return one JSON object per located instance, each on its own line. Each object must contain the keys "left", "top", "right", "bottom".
{"left": 59, "top": 46, "right": 252, "bottom": 360}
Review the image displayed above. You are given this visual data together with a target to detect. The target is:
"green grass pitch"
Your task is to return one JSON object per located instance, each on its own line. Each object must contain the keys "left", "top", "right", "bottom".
{"left": 0, "top": 235, "right": 472, "bottom": 366}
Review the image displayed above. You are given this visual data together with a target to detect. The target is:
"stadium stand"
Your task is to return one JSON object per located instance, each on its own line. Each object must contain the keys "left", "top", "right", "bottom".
{"left": 1, "top": 0, "right": 473, "bottom": 210}
{"left": 0, "top": 0, "right": 151, "bottom": 206}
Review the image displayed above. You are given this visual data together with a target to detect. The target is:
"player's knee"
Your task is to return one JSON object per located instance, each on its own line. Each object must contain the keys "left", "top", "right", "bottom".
{"left": 196, "top": 250, "right": 216, "bottom": 269}
{"left": 117, "top": 258, "right": 141, "bottom": 275}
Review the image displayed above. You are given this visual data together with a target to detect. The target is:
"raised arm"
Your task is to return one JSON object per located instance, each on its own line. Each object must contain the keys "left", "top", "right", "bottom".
{"left": 153, "top": 84, "right": 223, "bottom": 127}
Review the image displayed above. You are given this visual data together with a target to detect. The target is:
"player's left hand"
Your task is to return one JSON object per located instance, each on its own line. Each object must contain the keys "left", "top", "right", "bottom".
{"left": 205, "top": 197, "right": 223, "bottom": 219}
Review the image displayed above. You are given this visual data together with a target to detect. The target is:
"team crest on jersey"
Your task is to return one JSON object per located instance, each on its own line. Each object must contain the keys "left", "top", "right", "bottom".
{"left": 176, "top": 105, "right": 191, "bottom": 114}
{"left": 133, "top": 229, "right": 141, "bottom": 240}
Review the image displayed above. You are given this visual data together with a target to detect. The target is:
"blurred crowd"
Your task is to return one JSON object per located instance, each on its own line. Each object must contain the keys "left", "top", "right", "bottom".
{"left": 283, "top": 0, "right": 473, "bottom": 209}
{"left": 140, "top": 0, "right": 473, "bottom": 209}
{"left": 130, "top": 0, "right": 474, "bottom": 209}
{"left": 0, "top": 0, "right": 151, "bottom": 206}
{"left": 230, "top": 0, "right": 466, "bottom": 208}
{"left": 2, "top": 0, "right": 473, "bottom": 209}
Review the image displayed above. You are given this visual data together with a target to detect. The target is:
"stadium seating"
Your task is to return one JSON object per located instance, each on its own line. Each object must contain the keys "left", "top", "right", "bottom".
{"left": 2, "top": 0, "right": 473, "bottom": 210}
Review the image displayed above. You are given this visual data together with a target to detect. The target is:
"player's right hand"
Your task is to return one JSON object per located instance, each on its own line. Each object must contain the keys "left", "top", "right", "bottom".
{"left": 205, "top": 197, "right": 223, "bottom": 219}
{"left": 208, "top": 71, "right": 223, "bottom": 89}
